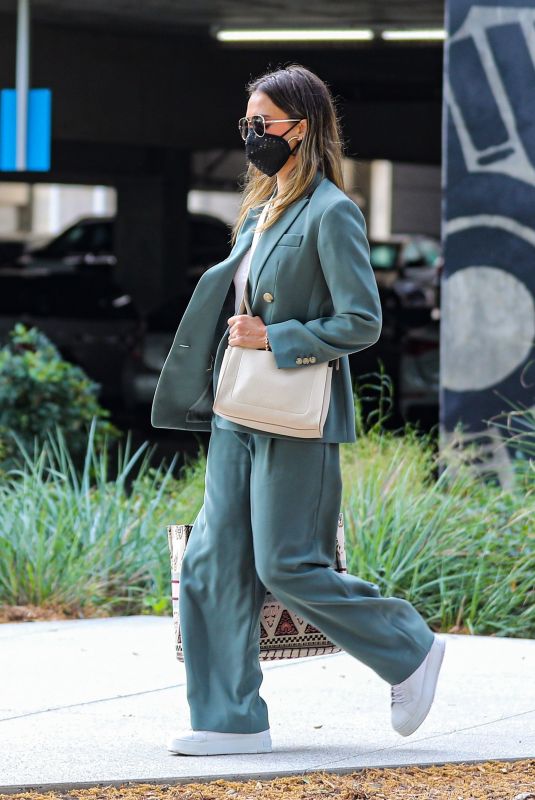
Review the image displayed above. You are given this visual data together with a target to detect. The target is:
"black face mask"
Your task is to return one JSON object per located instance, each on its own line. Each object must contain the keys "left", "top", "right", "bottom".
{"left": 245, "top": 120, "right": 303, "bottom": 177}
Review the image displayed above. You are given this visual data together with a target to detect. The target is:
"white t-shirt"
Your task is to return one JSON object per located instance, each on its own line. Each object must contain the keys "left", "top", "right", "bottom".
{"left": 233, "top": 200, "right": 273, "bottom": 315}
{"left": 233, "top": 248, "right": 252, "bottom": 315}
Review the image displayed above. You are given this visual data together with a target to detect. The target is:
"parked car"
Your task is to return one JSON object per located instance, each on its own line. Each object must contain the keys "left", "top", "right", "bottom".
{"left": 0, "top": 231, "right": 50, "bottom": 269}
{"left": 13, "top": 213, "right": 231, "bottom": 287}
{"left": 0, "top": 213, "right": 232, "bottom": 409}
{"left": 369, "top": 234, "right": 441, "bottom": 329}
{"left": 398, "top": 322, "right": 440, "bottom": 426}
{"left": 365, "top": 234, "right": 442, "bottom": 425}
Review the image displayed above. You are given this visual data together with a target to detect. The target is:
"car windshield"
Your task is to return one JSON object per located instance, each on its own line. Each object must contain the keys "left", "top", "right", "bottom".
{"left": 39, "top": 222, "right": 113, "bottom": 258}
{"left": 369, "top": 243, "right": 400, "bottom": 270}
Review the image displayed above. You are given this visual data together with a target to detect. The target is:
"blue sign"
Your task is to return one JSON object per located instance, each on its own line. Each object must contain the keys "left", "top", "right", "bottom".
{"left": 0, "top": 88, "right": 51, "bottom": 171}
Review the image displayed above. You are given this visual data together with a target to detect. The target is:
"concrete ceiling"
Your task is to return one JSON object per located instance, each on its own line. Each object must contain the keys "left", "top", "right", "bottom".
{"left": 0, "top": 0, "right": 446, "bottom": 36}
{"left": 0, "top": 0, "right": 445, "bottom": 171}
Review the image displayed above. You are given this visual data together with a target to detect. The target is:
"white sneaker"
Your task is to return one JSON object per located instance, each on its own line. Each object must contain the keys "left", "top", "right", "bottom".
{"left": 166, "top": 727, "right": 272, "bottom": 755}
{"left": 390, "top": 634, "right": 446, "bottom": 736}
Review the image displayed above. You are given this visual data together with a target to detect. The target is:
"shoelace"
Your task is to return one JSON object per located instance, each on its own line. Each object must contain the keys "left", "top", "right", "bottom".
{"left": 390, "top": 684, "right": 407, "bottom": 704}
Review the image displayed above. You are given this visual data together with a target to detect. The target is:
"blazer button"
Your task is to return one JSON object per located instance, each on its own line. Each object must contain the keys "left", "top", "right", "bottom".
{"left": 302, "top": 357, "right": 310, "bottom": 364}
{"left": 309, "top": 356, "right": 317, "bottom": 363}
{"left": 295, "top": 357, "right": 303, "bottom": 364}
{"left": 263, "top": 292, "right": 274, "bottom": 302}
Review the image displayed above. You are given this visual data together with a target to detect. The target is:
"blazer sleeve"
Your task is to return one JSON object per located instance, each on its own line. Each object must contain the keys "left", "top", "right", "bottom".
{"left": 264, "top": 197, "right": 382, "bottom": 369}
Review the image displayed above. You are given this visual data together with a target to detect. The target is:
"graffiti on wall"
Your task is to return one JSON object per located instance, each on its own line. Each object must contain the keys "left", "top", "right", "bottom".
{"left": 440, "top": 1, "right": 535, "bottom": 484}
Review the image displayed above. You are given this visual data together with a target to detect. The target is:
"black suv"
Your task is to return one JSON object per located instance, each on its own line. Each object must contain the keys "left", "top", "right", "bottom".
{"left": 0, "top": 214, "right": 231, "bottom": 410}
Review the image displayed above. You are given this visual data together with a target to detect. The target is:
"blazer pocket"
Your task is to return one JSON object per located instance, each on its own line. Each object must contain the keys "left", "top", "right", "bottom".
{"left": 277, "top": 232, "right": 303, "bottom": 247}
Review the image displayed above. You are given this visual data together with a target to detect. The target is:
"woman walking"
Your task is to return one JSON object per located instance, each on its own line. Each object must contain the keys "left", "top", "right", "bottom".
{"left": 151, "top": 63, "right": 446, "bottom": 756}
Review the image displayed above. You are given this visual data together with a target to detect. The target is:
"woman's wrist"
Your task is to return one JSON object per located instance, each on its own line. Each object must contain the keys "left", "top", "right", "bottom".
{"left": 264, "top": 326, "right": 271, "bottom": 351}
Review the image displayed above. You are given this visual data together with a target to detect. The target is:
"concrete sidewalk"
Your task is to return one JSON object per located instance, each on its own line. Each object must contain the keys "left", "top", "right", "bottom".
{"left": 0, "top": 616, "right": 533, "bottom": 792}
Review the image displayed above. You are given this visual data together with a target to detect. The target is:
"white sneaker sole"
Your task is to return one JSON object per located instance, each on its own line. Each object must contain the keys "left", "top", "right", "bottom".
{"left": 167, "top": 730, "right": 272, "bottom": 756}
{"left": 395, "top": 635, "right": 446, "bottom": 737}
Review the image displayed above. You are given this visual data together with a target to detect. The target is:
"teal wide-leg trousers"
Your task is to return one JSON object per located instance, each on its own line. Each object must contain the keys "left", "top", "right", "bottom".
{"left": 178, "top": 417, "right": 436, "bottom": 734}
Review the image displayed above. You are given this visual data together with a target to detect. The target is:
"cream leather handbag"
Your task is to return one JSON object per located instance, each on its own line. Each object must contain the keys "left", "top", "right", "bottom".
{"left": 213, "top": 200, "right": 339, "bottom": 438}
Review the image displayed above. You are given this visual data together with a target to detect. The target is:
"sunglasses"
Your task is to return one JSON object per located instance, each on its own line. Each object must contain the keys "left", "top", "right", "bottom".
{"left": 238, "top": 114, "right": 303, "bottom": 141}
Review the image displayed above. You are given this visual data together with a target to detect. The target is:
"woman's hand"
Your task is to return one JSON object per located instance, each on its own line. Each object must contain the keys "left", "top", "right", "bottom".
{"left": 227, "top": 314, "right": 268, "bottom": 349}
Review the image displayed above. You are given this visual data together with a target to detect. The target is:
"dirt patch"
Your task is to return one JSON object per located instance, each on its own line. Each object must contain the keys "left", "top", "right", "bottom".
{"left": 1, "top": 760, "right": 534, "bottom": 800}
{"left": 0, "top": 605, "right": 473, "bottom": 635}
{"left": 0, "top": 604, "right": 110, "bottom": 624}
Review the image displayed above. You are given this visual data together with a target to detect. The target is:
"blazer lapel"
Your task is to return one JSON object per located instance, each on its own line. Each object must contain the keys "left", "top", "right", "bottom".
{"left": 210, "top": 169, "right": 325, "bottom": 311}
{"left": 248, "top": 169, "right": 325, "bottom": 304}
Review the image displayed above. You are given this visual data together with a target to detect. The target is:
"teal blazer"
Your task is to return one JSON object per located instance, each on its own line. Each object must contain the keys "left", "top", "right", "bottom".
{"left": 150, "top": 168, "right": 382, "bottom": 443}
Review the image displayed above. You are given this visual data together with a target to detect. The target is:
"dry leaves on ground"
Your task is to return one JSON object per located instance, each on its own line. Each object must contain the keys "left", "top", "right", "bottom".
{"left": 2, "top": 758, "right": 534, "bottom": 800}
{"left": 0, "top": 604, "right": 109, "bottom": 623}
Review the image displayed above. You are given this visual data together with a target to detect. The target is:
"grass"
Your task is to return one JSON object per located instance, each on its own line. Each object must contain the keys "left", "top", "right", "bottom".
{"left": 341, "top": 424, "right": 534, "bottom": 636}
{"left": 0, "top": 419, "right": 206, "bottom": 617}
{"left": 0, "top": 392, "right": 533, "bottom": 636}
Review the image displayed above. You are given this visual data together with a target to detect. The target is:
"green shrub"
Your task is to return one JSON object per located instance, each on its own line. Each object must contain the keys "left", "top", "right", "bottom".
{"left": 0, "top": 322, "right": 122, "bottom": 473}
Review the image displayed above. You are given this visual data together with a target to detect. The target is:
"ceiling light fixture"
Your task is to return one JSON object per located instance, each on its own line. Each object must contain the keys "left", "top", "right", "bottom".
{"left": 381, "top": 29, "right": 446, "bottom": 40}
{"left": 215, "top": 29, "right": 374, "bottom": 42}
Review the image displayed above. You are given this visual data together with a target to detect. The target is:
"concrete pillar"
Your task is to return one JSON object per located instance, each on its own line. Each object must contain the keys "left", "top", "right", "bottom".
{"left": 440, "top": 1, "right": 535, "bottom": 486}
{"left": 114, "top": 149, "right": 190, "bottom": 315}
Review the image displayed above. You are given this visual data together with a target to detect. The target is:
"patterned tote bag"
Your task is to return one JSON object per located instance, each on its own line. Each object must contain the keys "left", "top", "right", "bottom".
{"left": 167, "top": 511, "right": 348, "bottom": 661}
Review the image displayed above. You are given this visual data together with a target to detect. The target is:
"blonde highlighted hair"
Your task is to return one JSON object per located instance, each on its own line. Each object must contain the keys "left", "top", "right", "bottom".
{"left": 230, "top": 64, "right": 347, "bottom": 248}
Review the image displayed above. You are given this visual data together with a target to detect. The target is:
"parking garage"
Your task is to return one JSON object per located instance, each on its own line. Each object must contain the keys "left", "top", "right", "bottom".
{"left": 0, "top": 1, "right": 533, "bottom": 482}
